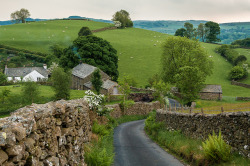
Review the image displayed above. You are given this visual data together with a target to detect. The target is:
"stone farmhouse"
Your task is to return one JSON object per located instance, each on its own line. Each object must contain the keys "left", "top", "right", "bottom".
{"left": 72, "top": 63, "right": 119, "bottom": 95}
{"left": 4, "top": 64, "right": 48, "bottom": 82}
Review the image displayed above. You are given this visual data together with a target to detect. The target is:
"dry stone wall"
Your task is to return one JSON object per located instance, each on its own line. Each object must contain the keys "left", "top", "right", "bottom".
{"left": 156, "top": 110, "right": 250, "bottom": 158}
{"left": 0, "top": 99, "right": 160, "bottom": 165}
{"left": 0, "top": 99, "right": 91, "bottom": 166}
{"left": 107, "top": 101, "right": 161, "bottom": 119}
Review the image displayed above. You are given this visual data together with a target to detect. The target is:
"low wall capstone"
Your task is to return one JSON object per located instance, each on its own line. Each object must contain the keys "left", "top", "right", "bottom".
{"left": 156, "top": 110, "right": 250, "bottom": 158}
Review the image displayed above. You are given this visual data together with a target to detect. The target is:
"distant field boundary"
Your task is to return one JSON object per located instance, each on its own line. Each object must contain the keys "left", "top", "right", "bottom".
{"left": 0, "top": 44, "right": 47, "bottom": 63}
{"left": 231, "top": 80, "right": 250, "bottom": 89}
{"left": 92, "top": 26, "right": 117, "bottom": 33}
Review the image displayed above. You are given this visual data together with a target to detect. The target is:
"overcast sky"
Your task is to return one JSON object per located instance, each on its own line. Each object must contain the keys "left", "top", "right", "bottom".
{"left": 1, "top": 0, "right": 250, "bottom": 23}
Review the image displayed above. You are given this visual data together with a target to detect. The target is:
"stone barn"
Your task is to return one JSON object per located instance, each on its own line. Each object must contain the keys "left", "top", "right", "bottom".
{"left": 199, "top": 85, "right": 222, "bottom": 100}
{"left": 71, "top": 63, "right": 119, "bottom": 95}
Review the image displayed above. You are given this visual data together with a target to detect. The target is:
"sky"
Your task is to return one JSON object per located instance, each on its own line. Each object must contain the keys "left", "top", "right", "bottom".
{"left": 1, "top": 0, "right": 250, "bottom": 23}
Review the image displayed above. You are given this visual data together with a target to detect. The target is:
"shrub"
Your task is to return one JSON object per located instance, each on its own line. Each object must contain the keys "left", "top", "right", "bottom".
{"left": 234, "top": 55, "right": 247, "bottom": 66}
{"left": 229, "top": 65, "right": 248, "bottom": 80}
{"left": 144, "top": 111, "right": 164, "bottom": 136}
{"left": 92, "top": 121, "right": 109, "bottom": 136}
{"left": 84, "top": 142, "right": 113, "bottom": 166}
{"left": 202, "top": 131, "right": 231, "bottom": 163}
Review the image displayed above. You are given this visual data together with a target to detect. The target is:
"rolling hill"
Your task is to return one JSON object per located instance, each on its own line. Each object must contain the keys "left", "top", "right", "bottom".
{"left": 0, "top": 20, "right": 250, "bottom": 97}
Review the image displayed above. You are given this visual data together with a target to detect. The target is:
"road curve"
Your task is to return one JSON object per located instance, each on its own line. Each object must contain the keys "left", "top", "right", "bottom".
{"left": 113, "top": 120, "right": 184, "bottom": 166}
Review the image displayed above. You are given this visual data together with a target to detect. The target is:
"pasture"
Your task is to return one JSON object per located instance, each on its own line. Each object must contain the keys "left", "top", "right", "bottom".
{"left": 0, "top": 20, "right": 250, "bottom": 97}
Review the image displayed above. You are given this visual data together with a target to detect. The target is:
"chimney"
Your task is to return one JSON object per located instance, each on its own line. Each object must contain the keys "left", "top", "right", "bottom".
{"left": 43, "top": 64, "right": 47, "bottom": 69}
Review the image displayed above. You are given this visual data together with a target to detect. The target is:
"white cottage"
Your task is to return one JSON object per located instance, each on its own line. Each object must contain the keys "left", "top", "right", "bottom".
{"left": 4, "top": 65, "right": 48, "bottom": 82}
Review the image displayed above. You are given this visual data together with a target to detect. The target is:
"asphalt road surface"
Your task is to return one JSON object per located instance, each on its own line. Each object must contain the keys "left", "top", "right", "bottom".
{"left": 114, "top": 120, "right": 184, "bottom": 166}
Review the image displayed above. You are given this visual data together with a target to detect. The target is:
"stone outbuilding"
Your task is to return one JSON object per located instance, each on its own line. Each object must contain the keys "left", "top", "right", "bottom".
{"left": 171, "top": 84, "right": 223, "bottom": 101}
{"left": 71, "top": 63, "right": 119, "bottom": 95}
{"left": 199, "top": 84, "right": 222, "bottom": 100}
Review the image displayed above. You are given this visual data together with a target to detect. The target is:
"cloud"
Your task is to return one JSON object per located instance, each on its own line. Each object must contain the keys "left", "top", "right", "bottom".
{"left": 0, "top": 0, "right": 250, "bottom": 23}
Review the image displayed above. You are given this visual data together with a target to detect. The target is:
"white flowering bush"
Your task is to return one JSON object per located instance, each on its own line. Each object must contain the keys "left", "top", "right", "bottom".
{"left": 84, "top": 90, "right": 104, "bottom": 111}
{"left": 84, "top": 90, "right": 112, "bottom": 116}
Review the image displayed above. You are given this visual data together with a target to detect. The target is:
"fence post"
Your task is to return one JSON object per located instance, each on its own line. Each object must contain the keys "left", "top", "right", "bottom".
{"left": 181, "top": 105, "right": 183, "bottom": 112}
{"left": 201, "top": 108, "right": 204, "bottom": 115}
{"left": 221, "top": 107, "right": 224, "bottom": 113}
{"left": 175, "top": 103, "right": 177, "bottom": 111}
{"left": 169, "top": 104, "right": 171, "bottom": 112}
{"left": 189, "top": 107, "right": 192, "bottom": 114}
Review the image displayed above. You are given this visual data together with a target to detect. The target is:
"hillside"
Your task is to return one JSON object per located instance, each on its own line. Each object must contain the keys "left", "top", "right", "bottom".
{"left": 0, "top": 20, "right": 250, "bottom": 97}
{"left": 133, "top": 20, "right": 250, "bottom": 44}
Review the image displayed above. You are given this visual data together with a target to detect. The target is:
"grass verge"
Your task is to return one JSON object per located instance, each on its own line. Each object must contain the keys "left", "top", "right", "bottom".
{"left": 144, "top": 111, "right": 250, "bottom": 166}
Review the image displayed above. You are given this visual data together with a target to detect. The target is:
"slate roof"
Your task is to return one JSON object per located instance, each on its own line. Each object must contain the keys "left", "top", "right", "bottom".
{"left": 171, "top": 85, "right": 222, "bottom": 94}
{"left": 102, "top": 79, "right": 118, "bottom": 89}
{"left": 72, "top": 63, "right": 97, "bottom": 79}
{"left": 200, "top": 85, "right": 222, "bottom": 93}
{"left": 84, "top": 79, "right": 118, "bottom": 90}
{"left": 5, "top": 67, "right": 48, "bottom": 77}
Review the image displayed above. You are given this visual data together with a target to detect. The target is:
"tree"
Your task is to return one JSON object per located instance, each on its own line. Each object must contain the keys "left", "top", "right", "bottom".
{"left": 184, "top": 22, "right": 196, "bottom": 39}
{"left": 11, "top": 8, "right": 30, "bottom": 23}
{"left": 205, "top": 21, "right": 220, "bottom": 43}
{"left": 22, "top": 81, "right": 39, "bottom": 103}
{"left": 1, "top": 88, "right": 10, "bottom": 104}
{"left": 197, "top": 23, "right": 206, "bottom": 42}
{"left": 91, "top": 69, "right": 103, "bottom": 94}
{"left": 0, "top": 72, "right": 7, "bottom": 86}
{"left": 118, "top": 75, "right": 131, "bottom": 104}
{"left": 229, "top": 66, "right": 248, "bottom": 80}
{"left": 78, "top": 27, "right": 92, "bottom": 37}
{"left": 112, "top": 10, "right": 133, "bottom": 28}
{"left": 60, "top": 35, "right": 119, "bottom": 81}
{"left": 51, "top": 67, "right": 71, "bottom": 100}
{"left": 161, "top": 36, "right": 213, "bottom": 104}
{"left": 234, "top": 55, "right": 247, "bottom": 66}
{"left": 175, "top": 28, "right": 186, "bottom": 37}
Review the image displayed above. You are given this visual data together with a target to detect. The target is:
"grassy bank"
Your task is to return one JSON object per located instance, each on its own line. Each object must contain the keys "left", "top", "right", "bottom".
{"left": 144, "top": 111, "right": 250, "bottom": 166}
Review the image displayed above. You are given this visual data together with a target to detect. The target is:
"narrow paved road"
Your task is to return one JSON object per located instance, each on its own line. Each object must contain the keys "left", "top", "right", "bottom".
{"left": 114, "top": 120, "right": 184, "bottom": 166}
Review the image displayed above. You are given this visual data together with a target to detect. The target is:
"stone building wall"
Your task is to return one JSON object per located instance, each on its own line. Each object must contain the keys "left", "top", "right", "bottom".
{"left": 0, "top": 99, "right": 160, "bottom": 165}
{"left": 156, "top": 110, "right": 250, "bottom": 157}
{"left": 199, "top": 92, "right": 222, "bottom": 100}
{"left": 71, "top": 70, "right": 110, "bottom": 90}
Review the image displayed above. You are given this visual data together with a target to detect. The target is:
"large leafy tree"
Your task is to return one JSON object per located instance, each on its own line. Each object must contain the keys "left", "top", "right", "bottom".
{"left": 11, "top": 8, "right": 30, "bottom": 23}
{"left": 22, "top": 81, "right": 39, "bottom": 103}
{"left": 174, "top": 28, "right": 186, "bottom": 37}
{"left": 161, "top": 36, "right": 213, "bottom": 104}
{"left": 184, "top": 22, "right": 196, "bottom": 39}
{"left": 60, "top": 35, "right": 119, "bottom": 81}
{"left": 205, "top": 21, "right": 220, "bottom": 43}
{"left": 112, "top": 10, "right": 133, "bottom": 28}
{"left": 197, "top": 23, "right": 206, "bottom": 42}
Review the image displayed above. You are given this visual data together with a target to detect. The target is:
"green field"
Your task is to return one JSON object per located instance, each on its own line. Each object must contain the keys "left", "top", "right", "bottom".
{"left": 0, "top": 20, "right": 112, "bottom": 53}
{"left": 0, "top": 20, "right": 250, "bottom": 97}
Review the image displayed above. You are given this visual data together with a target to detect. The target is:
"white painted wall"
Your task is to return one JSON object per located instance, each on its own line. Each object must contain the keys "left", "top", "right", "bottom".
{"left": 7, "top": 77, "right": 21, "bottom": 82}
{"left": 23, "top": 70, "right": 47, "bottom": 82}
